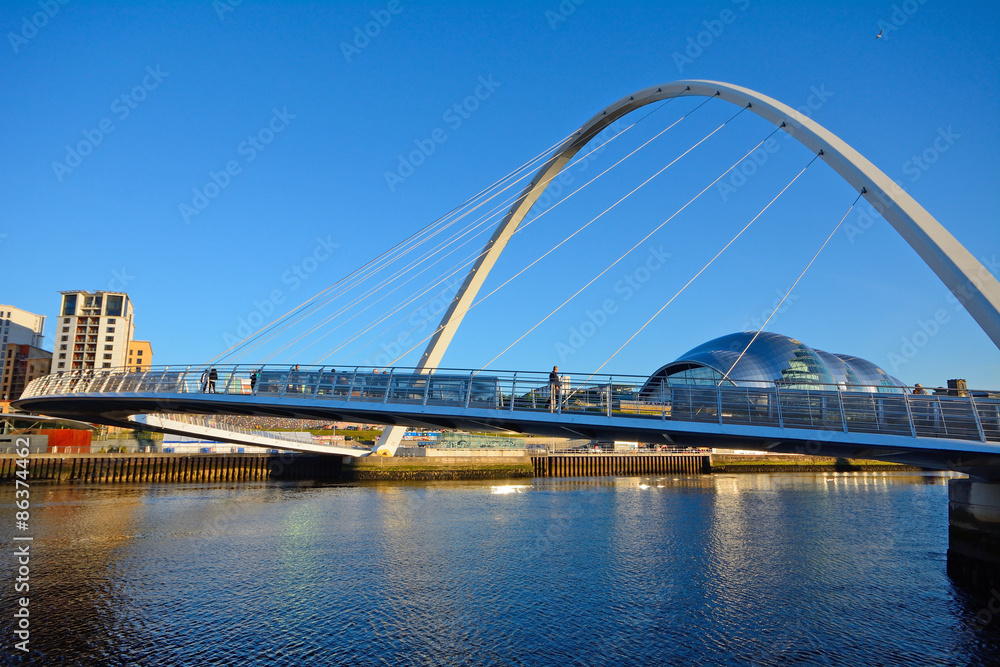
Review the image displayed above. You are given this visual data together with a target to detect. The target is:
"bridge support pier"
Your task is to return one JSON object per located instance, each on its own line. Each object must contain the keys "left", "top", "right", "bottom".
{"left": 947, "top": 478, "right": 1000, "bottom": 590}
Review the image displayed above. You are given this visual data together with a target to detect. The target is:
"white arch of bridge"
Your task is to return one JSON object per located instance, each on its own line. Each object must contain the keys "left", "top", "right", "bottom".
{"left": 374, "top": 79, "right": 1000, "bottom": 454}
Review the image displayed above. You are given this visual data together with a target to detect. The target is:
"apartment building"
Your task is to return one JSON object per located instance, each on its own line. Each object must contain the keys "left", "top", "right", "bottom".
{"left": 0, "top": 305, "right": 52, "bottom": 405}
{"left": 53, "top": 291, "right": 135, "bottom": 372}
{"left": 127, "top": 340, "right": 153, "bottom": 371}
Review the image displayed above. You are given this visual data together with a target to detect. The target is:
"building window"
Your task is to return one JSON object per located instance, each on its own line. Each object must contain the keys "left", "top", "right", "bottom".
{"left": 137, "top": 349, "right": 143, "bottom": 356}
{"left": 61, "top": 336, "right": 69, "bottom": 342}
{"left": 103, "top": 354, "right": 112, "bottom": 360}
{"left": 102, "top": 363, "right": 111, "bottom": 368}
{"left": 108, "top": 318, "right": 116, "bottom": 324}
{"left": 62, "top": 327, "right": 69, "bottom": 332}
{"left": 106, "top": 336, "right": 114, "bottom": 342}
{"left": 63, "top": 317, "right": 70, "bottom": 324}
{"left": 60, "top": 344, "right": 67, "bottom": 350}
{"left": 107, "top": 327, "right": 115, "bottom": 333}
{"left": 104, "top": 345, "right": 113, "bottom": 351}
{"left": 105, "top": 295, "right": 124, "bottom": 317}
{"left": 62, "top": 294, "right": 77, "bottom": 316}
{"left": 58, "top": 362, "right": 65, "bottom": 368}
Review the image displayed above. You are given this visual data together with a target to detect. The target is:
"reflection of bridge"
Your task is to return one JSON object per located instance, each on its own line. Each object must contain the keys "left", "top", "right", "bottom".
{"left": 16, "top": 365, "right": 1000, "bottom": 479}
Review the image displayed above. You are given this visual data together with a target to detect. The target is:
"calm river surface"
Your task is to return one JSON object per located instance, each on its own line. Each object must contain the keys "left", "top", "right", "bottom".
{"left": 3, "top": 472, "right": 999, "bottom": 666}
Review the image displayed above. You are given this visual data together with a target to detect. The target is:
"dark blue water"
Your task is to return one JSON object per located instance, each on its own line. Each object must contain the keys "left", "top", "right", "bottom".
{"left": 3, "top": 472, "right": 999, "bottom": 665}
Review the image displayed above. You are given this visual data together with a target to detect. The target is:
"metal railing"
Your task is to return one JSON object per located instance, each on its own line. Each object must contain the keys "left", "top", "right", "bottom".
{"left": 20, "top": 364, "right": 1000, "bottom": 444}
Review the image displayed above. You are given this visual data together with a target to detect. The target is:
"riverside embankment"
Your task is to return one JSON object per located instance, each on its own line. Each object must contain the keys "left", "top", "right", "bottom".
{"left": 0, "top": 452, "right": 923, "bottom": 483}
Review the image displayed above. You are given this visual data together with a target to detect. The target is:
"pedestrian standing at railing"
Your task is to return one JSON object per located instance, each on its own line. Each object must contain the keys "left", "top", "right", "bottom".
{"left": 911, "top": 383, "right": 933, "bottom": 430}
{"left": 250, "top": 369, "right": 259, "bottom": 393}
{"left": 549, "top": 365, "right": 561, "bottom": 412}
{"left": 209, "top": 367, "right": 218, "bottom": 393}
{"left": 200, "top": 368, "right": 209, "bottom": 393}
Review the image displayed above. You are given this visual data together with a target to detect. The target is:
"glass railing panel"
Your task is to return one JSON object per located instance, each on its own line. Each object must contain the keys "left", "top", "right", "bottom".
{"left": 313, "top": 371, "right": 340, "bottom": 397}
{"left": 667, "top": 387, "right": 719, "bottom": 423}
{"left": 913, "top": 398, "right": 980, "bottom": 440}
{"left": 352, "top": 373, "right": 389, "bottom": 402}
{"left": 387, "top": 375, "right": 427, "bottom": 404}
{"left": 975, "top": 399, "right": 1000, "bottom": 442}
{"left": 719, "top": 388, "right": 780, "bottom": 427}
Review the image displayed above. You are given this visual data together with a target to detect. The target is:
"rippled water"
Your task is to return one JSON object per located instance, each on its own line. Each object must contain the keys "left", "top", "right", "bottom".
{"left": 3, "top": 472, "right": 999, "bottom": 665}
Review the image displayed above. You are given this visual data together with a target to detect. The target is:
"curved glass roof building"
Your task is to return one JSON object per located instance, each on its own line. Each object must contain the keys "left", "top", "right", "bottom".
{"left": 647, "top": 331, "right": 904, "bottom": 393}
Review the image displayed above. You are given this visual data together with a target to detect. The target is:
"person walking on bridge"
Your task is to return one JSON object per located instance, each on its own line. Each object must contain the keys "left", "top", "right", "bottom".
{"left": 549, "top": 365, "right": 561, "bottom": 412}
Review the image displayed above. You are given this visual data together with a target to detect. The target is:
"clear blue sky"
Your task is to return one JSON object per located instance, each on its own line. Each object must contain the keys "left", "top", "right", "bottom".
{"left": 3, "top": 0, "right": 998, "bottom": 388}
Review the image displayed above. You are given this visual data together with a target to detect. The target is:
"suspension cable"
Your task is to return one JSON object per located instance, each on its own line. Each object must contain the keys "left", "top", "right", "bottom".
{"left": 551, "top": 147, "right": 824, "bottom": 402}
{"left": 335, "top": 96, "right": 727, "bottom": 366}
{"left": 718, "top": 187, "right": 864, "bottom": 384}
{"left": 582, "top": 149, "right": 825, "bottom": 382}
{"left": 261, "top": 105, "right": 662, "bottom": 364}
{"left": 227, "top": 96, "right": 686, "bottom": 365}
{"left": 384, "top": 105, "right": 759, "bottom": 370}
{"left": 307, "top": 96, "right": 713, "bottom": 364}
{"left": 211, "top": 128, "right": 575, "bottom": 364}
{"left": 471, "top": 121, "right": 794, "bottom": 374}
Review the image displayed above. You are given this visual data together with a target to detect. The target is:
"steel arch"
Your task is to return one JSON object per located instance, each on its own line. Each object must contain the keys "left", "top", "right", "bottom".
{"left": 375, "top": 79, "right": 1000, "bottom": 454}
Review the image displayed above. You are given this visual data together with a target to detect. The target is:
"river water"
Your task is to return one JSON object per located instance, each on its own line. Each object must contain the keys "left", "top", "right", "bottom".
{"left": 3, "top": 472, "right": 999, "bottom": 666}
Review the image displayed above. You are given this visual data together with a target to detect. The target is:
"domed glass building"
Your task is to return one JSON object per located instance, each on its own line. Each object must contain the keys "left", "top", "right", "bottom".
{"left": 646, "top": 331, "right": 904, "bottom": 393}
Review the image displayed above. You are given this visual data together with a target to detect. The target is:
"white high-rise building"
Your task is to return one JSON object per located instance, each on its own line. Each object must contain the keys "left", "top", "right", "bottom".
{"left": 53, "top": 291, "right": 135, "bottom": 372}
{"left": 0, "top": 305, "right": 45, "bottom": 348}
{"left": 0, "top": 305, "right": 51, "bottom": 405}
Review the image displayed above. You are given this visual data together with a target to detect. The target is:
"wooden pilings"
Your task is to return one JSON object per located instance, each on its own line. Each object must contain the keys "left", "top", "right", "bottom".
{"left": 531, "top": 454, "right": 710, "bottom": 477}
{"left": 0, "top": 454, "right": 343, "bottom": 484}
{"left": 0, "top": 453, "right": 707, "bottom": 483}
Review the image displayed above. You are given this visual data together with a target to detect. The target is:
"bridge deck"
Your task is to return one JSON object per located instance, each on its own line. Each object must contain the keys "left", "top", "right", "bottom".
{"left": 15, "top": 365, "right": 1000, "bottom": 478}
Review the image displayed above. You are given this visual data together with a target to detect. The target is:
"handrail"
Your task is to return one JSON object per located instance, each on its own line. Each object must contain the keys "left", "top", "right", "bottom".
{"left": 23, "top": 362, "right": 1000, "bottom": 394}
{"left": 18, "top": 363, "right": 1000, "bottom": 444}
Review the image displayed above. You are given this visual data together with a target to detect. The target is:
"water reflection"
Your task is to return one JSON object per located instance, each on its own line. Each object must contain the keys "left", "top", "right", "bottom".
{"left": 491, "top": 485, "right": 530, "bottom": 495}
{"left": 1, "top": 473, "right": 996, "bottom": 666}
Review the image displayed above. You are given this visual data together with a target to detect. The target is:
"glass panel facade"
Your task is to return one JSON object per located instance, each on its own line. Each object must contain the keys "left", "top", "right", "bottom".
{"left": 646, "top": 331, "right": 905, "bottom": 393}
{"left": 834, "top": 355, "right": 902, "bottom": 393}
{"left": 62, "top": 294, "right": 77, "bottom": 316}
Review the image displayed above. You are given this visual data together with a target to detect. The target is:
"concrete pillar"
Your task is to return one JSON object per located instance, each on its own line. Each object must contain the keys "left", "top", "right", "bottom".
{"left": 948, "top": 478, "right": 1000, "bottom": 589}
